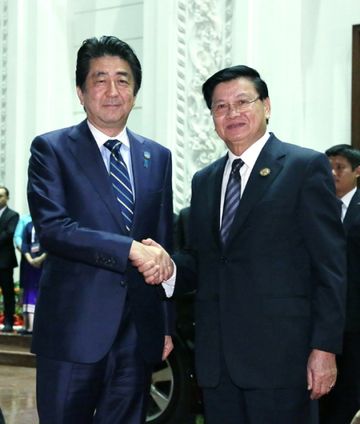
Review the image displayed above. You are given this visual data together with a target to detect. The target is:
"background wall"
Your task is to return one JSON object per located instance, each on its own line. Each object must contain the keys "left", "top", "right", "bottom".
{"left": 0, "top": 0, "right": 359, "bottom": 215}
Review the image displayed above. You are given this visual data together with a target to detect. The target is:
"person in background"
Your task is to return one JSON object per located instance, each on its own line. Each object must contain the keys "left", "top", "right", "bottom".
{"left": 0, "top": 186, "right": 19, "bottom": 333}
{"left": 146, "top": 65, "right": 347, "bottom": 424}
{"left": 13, "top": 213, "right": 31, "bottom": 252}
{"left": 13, "top": 213, "right": 32, "bottom": 329}
{"left": 319, "top": 144, "right": 360, "bottom": 424}
{"left": 18, "top": 220, "right": 46, "bottom": 335}
{"left": 173, "top": 206, "right": 191, "bottom": 252}
{"left": 27, "top": 36, "right": 174, "bottom": 424}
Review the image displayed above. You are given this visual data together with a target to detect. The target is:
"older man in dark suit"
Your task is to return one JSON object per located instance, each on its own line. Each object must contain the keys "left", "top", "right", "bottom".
{"left": 147, "top": 66, "right": 346, "bottom": 424}
{"left": 0, "top": 186, "right": 19, "bottom": 333}
{"left": 27, "top": 36, "right": 174, "bottom": 424}
{"left": 320, "top": 144, "right": 360, "bottom": 424}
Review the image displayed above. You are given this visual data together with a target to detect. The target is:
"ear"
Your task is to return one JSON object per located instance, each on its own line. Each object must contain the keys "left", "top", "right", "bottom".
{"left": 76, "top": 86, "right": 84, "bottom": 105}
{"left": 263, "top": 97, "right": 271, "bottom": 120}
{"left": 355, "top": 165, "right": 360, "bottom": 178}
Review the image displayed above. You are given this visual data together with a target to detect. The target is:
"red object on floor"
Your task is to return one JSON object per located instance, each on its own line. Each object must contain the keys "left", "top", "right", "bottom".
{"left": 14, "top": 314, "right": 24, "bottom": 326}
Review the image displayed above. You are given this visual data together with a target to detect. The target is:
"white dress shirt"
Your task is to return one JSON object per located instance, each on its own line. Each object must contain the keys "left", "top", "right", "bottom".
{"left": 88, "top": 121, "right": 135, "bottom": 198}
{"left": 220, "top": 132, "right": 270, "bottom": 226}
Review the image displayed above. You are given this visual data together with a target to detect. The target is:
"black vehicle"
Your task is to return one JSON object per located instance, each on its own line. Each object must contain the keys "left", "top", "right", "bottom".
{"left": 146, "top": 292, "right": 202, "bottom": 424}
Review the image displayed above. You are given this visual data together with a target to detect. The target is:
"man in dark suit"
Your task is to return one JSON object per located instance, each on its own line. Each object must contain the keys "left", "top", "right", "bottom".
{"left": 174, "top": 206, "right": 191, "bottom": 251}
{"left": 27, "top": 36, "right": 174, "bottom": 424}
{"left": 319, "top": 144, "right": 360, "bottom": 424}
{"left": 0, "top": 186, "right": 19, "bottom": 333}
{"left": 154, "top": 65, "right": 346, "bottom": 424}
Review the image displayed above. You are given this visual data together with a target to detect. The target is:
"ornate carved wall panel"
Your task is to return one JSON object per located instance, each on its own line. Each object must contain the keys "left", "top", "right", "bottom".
{"left": 0, "top": 0, "right": 8, "bottom": 183}
{"left": 173, "top": 0, "right": 234, "bottom": 212}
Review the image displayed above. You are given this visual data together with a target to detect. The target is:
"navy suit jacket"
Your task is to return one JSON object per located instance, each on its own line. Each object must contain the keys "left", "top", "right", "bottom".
{"left": 27, "top": 120, "right": 173, "bottom": 364}
{"left": 343, "top": 188, "right": 360, "bottom": 332}
{"left": 175, "top": 133, "right": 346, "bottom": 389}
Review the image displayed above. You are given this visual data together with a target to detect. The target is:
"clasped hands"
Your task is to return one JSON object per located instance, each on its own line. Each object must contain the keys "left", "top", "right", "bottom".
{"left": 129, "top": 238, "right": 173, "bottom": 284}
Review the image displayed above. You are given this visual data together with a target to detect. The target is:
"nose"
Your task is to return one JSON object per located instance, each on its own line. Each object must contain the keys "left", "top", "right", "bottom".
{"left": 227, "top": 103, "right": 241, "bottom": 117}
{"left": 107, "top": 80, "right": 118, "bottom": 96}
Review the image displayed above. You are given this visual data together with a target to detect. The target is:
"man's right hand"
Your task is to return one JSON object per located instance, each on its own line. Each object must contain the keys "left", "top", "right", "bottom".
{"left": 129, "top": 240, "right": 173, "bottom": 284}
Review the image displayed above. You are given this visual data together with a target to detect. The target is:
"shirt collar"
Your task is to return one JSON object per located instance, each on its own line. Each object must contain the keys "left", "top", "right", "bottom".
{"left": 227, "top": 132, "right": 270, "bottom": 168}
{"left": 86, "top": 121, "right": 130, "bottom": 149}
{"left": 340, "top": 187, "right": 357, "bottom": 209}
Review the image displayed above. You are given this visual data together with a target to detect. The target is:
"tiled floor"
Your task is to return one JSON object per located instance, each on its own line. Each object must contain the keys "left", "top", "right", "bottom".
{"left": 0, "top": 365, "right": 203, "bottom": 424}
{"left": 0, "top": 365, "right": 37, "bottom": 424}
{"left": 0, "top": 363, "right": 358, "bottom": 424}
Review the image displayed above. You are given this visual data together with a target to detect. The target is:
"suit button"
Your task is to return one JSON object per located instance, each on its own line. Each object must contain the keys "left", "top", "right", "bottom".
{"left": 120, "top": 280, "right": 127, "bottom": 287}
{"left": 220, "top": 256, "right": 228, "bottom": 263}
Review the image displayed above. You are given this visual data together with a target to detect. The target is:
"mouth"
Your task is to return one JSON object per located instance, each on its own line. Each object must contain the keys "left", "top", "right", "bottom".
{"left": 226, "top": 122, "right": 246, "bottom": 130}
{"left": 104, "top": 103, "right": 121, "bottom": 108}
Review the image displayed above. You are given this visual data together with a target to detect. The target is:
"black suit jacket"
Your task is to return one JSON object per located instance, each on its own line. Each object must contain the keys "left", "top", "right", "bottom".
{"left": 343, "top": 189, "right": 360, "bottom": 332}
{"left": 27, "top": 120, "right": 173, "bottom": 364}
{"left": 0, "top": 207, "right": 19, "bottom": 269}
{"left": 175, "top": 133, "right": 346, "bottom": 389}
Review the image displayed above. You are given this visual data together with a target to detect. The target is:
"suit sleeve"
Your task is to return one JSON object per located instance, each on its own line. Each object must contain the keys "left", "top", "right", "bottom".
{"left": 348, "top": 216, "right": 360, "bottom": 246}
{"left": 173, "top": 176, "right": 199, "bottom": 297}
{"left": 27, "top": 135, "right": 132, "bottom": 273}
{"left": 299, "top": 153, "right": 346, "bottom": 353}
{"left": 155, "top": 151, "right": 175, "bottom": 335}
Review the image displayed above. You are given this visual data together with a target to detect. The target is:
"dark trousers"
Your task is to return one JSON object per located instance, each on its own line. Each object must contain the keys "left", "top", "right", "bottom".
{"left": 0, "top": 407, "right": 5, "bottom": 424}
{"left": 319, "top": 332, "right": 360, "bottom": 424}
{"left": 0, "top": 268, "right": 15, "bottom": 325}
{"left": 202, "top": 353, "right": 318, "bottom": 424}
{"left": 36, "top": 302, "right": 153, "bottom": 424}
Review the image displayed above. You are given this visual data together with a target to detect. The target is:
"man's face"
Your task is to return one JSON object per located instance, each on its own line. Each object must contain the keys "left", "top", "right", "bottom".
{"left": 0, "top": 188, "right": 8, "bottom": 209}
{"left": 211, "top": 77, "right": 271, "bottom": 156}
{"left": 329, "top": 155, "right": 360, "bottom": 198}
{"left": 77, "top": 55, "right": 136, "bottom": 137}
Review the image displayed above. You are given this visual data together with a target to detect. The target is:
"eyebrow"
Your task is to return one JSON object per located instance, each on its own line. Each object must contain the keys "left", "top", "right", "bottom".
{"left": 213, "top": 92, "right": 256, "bottom": 103}
{"left": 93, "top": 71, "right": 130, "bottom": 78}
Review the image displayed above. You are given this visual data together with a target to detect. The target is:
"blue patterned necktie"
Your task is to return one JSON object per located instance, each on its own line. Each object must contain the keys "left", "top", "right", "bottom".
{"left": 220, "top": 158, "right": 244, "bottom": 244}
{"left": 104, "top": 139, "right": 134, "bottom": 233}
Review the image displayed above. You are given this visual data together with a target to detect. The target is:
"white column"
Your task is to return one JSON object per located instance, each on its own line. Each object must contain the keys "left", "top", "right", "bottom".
{"left": 4, "top": 0, "right": 73, "bottom": 214}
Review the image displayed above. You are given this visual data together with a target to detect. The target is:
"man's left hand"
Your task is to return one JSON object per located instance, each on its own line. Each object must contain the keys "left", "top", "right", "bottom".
{"left": 162, "top": 335, "right": 174, "bottom": 361}
{"left": 307, "top": 348, "right": 337, "bottom": 399}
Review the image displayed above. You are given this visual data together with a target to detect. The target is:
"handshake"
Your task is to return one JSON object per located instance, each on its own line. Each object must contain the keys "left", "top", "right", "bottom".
{"left": 129, "top": 238, "right": 173, "bottom": 284}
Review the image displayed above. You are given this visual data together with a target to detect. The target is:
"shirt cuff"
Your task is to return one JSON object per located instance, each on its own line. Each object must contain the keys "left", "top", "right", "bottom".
{"left": 161, "top": 260, "right": 176, "bottom": 297}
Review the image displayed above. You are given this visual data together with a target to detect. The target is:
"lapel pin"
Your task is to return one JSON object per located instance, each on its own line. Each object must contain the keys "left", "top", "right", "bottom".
{"left": 259, "top": 167, "right": 271, "bottom": 177}
{"left": 143, "top": 151, "right": 151, "bottom": 168}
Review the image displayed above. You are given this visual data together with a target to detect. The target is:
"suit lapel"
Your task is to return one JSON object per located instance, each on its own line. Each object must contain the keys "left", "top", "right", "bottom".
{"left": 225, "top": 135, "right": 285, "bottom": 247}
{"left": 127, "top": 129, "right": 162, "bottom": 239}
{"left": 343, "top": 189, "right": 360, "bottom": 232}
{"left": 68, "top": 120, "right": 128, "bottom": 233}
{"left": 209, "top": 156, "right": 228, "bottom": 247}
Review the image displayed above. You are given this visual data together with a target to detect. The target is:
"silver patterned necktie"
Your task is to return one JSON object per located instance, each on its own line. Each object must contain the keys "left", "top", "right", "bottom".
{"left": 104, "top": 139, "right": 134, "bottom": 233}
{"left": 220, "top": 158, "right": 244, "bottom": 244}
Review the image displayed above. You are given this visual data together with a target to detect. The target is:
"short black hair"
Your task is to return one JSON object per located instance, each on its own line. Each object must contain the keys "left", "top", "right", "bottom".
{"left": 202, "top": 65, "right": 269, "bottom": 110}
{"left": 0, "top": 186, "right": 9, "bottom": 197}
{"left": 325, "top": 144, "right": 360, "bottom": 170}
{"left": 76, "top": 36, "right": 142, "bottom": 96}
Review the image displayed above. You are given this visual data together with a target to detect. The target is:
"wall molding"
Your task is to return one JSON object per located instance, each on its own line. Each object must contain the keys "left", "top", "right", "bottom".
{"left": 173, "top": 0, "right": 233, "bottom": 211}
